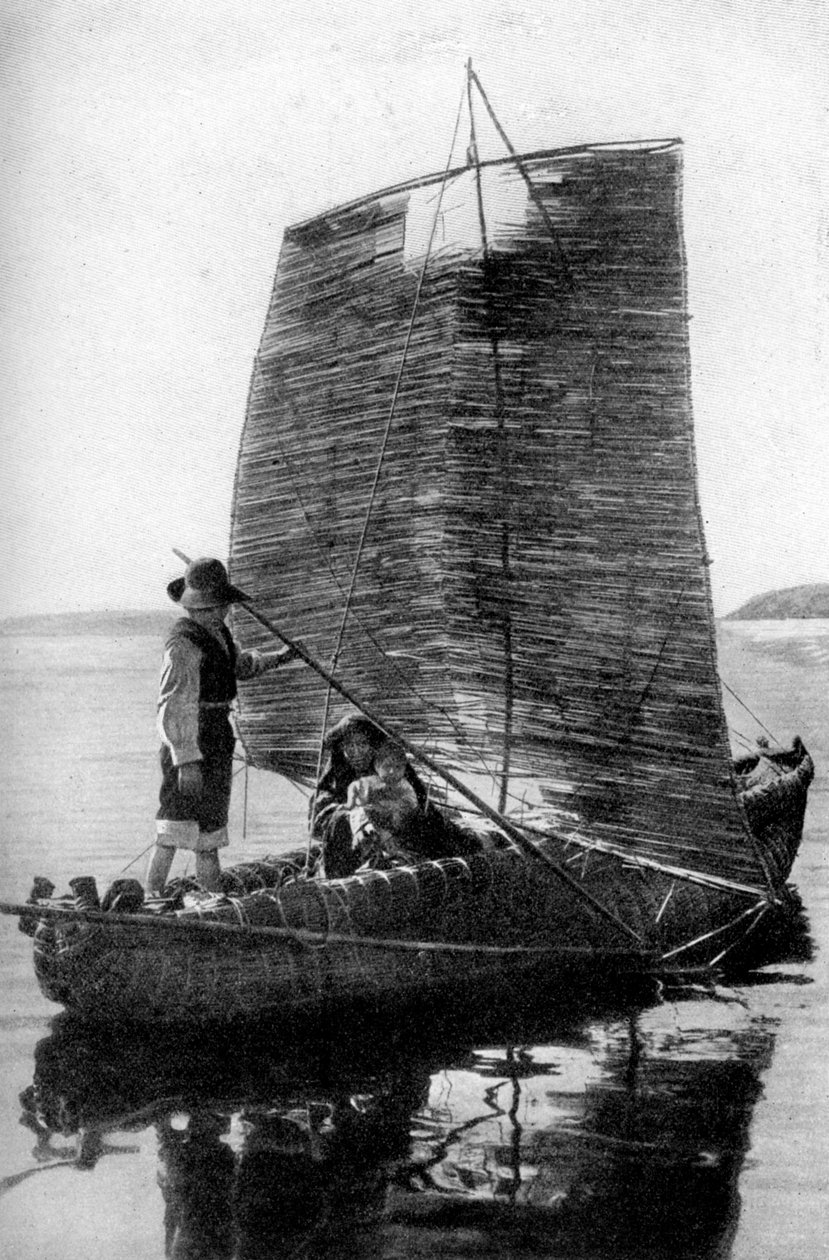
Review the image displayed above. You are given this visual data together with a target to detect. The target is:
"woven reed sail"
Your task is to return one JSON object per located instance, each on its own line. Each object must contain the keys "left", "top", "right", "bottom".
{"left": 230, "top": 141, "right": 762, "bottom": 889}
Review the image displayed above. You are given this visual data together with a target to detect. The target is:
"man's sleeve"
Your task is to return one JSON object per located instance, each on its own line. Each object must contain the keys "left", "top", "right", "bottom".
{"left": 157, "top": 638, "right": 202, "bottom": 766}
{"left": 235, "top": 645, "right": 298, "bottom": 680}
{"left": 234, "top": 648, "right": 267, "bottom": 681}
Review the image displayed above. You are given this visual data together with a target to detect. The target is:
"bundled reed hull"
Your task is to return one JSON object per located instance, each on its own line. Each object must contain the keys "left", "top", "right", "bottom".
{"left": 29, "top": 741, "right": 812, "bottom": 1024}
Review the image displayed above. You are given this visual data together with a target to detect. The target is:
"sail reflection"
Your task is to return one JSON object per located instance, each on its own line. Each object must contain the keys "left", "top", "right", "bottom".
{"left": 397, "top": 1010, "right": 774, "bottom": 1260}
{"left": 14, "top": 982, "right": 793, "bottom": 1260}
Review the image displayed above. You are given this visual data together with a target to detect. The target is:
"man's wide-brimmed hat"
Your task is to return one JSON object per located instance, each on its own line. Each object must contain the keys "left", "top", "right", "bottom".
{"left": 167, "top": 558, "right": 250, "bottom": 609}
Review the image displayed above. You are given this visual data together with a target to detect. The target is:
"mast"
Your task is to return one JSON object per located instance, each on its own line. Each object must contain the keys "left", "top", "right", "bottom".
{"left": 467, "top": 60, "right": 515, "bottom": 814}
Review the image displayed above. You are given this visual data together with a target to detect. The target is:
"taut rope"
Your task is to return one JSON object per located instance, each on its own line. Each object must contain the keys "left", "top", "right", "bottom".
{"left": 307, "top": 79, "right": 469, "bottom": 853}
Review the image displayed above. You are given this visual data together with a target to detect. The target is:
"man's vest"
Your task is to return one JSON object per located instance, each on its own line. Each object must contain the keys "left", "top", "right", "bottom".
{"left": 167, "top": 618, "right": 238, "bottom": 706}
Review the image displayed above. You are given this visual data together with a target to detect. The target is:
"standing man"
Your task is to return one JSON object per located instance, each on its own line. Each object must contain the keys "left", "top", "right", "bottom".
{"left": 147, "top": 557, "right": 302, "bottom": 895}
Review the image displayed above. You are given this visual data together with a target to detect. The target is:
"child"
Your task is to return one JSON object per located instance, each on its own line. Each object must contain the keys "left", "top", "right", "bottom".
{"left": 346, "top": 740, "right": 420, "bottom": 867}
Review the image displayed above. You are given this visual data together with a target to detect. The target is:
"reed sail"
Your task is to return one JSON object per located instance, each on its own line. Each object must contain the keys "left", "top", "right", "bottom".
{"left": 231, "top": 136, "right": 799, "bottom": 894}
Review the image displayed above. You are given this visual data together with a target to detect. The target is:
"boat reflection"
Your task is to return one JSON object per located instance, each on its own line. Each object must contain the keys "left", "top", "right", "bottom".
{"left": 14, "top": 974, "right": 799, "bottom": 1260}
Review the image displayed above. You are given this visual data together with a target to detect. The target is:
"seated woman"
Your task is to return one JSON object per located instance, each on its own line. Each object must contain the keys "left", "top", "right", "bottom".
{"left": 310, "top": 713, "right": 480, "bottom": 878}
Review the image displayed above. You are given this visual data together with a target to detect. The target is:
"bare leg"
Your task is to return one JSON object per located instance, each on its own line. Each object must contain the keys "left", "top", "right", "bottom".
{"left": 146, "top": 845, "right": 175, "bottom": 895}
{"left": 195, "top": 850, "right": 222, "bottom": 892}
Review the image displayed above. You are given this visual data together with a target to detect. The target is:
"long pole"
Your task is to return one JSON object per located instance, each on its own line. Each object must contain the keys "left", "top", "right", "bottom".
{"left": 307, "top": 84, "right": 468, "bottom": 842}
{"left": 0, "top": 898, "right": 649, "bottom": 957}
{"left": 235, "top": 598, "right": 641, "bottom": 944}
{"left": 466, "top": 58, "right": 515, "bottom": 816}
{"left": 466, "top": 66, "right": 575, "bottom": 293}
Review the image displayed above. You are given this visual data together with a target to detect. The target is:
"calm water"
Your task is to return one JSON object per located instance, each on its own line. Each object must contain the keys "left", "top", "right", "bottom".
{"left": 0, "top": 621, "right": 826, "bottom": 1259}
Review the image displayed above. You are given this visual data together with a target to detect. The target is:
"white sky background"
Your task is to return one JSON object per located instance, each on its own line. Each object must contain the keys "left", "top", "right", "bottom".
{"left": 0, "top": 0, "right": 826, "bottom": 618}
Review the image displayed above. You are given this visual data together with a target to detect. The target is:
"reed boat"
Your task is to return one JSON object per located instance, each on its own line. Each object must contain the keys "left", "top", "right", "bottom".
{"left": 10, "top": 70, "right": 813, "bottom": 1024}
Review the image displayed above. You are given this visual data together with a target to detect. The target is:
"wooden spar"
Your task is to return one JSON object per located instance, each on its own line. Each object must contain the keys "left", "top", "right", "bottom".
{"left": 0, "top": 899, "right": 650, "bottom": 958}
{"left": 659, "top": 900, "right": 767, "bottom": 961}
{"left": 466, "top": 58, "right": 515, "bottom": 817}
{"left": 467, "top": 66, "right": 575, "bottom": 292}
{"left": 718, "top": 677, "right": 778, "bottom": 743}
{"left": 235, "top": 599, "right": 642, "bottom": 945}
{"left": 307, "top": 88, "right": 467, "bottom": 835}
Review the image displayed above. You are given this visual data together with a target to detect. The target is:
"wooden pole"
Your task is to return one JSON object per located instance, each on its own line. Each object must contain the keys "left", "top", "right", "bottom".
{"left": 466, "top": 66, "right": 575, "bottom": 292}
{"left": 0, "top": 898, "right": 646, "bottom": 957}
{"left": 234, "top": 599, "right": 641, "bottom": 944}
{"left": 466, "top": 57, "right": 515, "bottom": 817}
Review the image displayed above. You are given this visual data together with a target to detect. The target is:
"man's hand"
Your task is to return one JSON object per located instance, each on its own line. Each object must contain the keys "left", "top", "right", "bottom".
{"left": 177, "top": 762, "right": 203, "bottom": 798}
{"left": 258, "top": 642, "right": 305, "bottom": 673}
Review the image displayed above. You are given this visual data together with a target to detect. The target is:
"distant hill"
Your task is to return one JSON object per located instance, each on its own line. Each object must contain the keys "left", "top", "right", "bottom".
{"left": 0, "top": 609, "right": 176, "bottom": 637}
{"left": 725, "top": 583, "right": 829, "bottom": 620}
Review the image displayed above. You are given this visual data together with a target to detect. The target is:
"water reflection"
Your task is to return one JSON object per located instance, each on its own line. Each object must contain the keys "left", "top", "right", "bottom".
{"left": 13, "top": 978, "right": 795, "bottom": 1260}
{"left": 392, "top": 1010, "right": 776, "bottom": 1260}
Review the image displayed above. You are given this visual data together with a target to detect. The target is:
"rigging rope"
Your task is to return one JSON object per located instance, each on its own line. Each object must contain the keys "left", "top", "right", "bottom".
{"left": 467, "top": 65, "right": 575, "bottom": 292}
{"left": 660, "top": 899, "right": 769, "bottom": 962}
{"left": 307, "top": 79, "right": 469, "bottom": 847}
{"left": 262, "top": 372, "right": 503, "bottom": 798}
{"left": 322, "top": 82, "right": 467, "bottom": 665}
{"left": 466, "top": 58, "right": 515, "bottom": 815}
{"left": 558, "top": 583, "right": 689, "bottom": 823}
{"left": 730, "top": 727, "right": 758, "bottom": 753}
{"left": 718, "top": 677, "right": 778, "bottom": 743}
{"left": 261, "top": 67, "right": 593, "bottom": 824}
{"left": 629, "top": 585, "right": 688, "bottom": 720}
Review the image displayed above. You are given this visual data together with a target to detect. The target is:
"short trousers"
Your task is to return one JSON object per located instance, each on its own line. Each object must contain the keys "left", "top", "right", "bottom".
{"left": 156, "top": 718, "right": 234, "bottom": 844}
{"left": 155, "top": 821, "right": 229, "bottom": 852}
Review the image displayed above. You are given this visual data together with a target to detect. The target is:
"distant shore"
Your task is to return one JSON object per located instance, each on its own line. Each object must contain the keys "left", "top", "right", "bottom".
{"left": 0, "top": 609, "right": 175, "bottom": 637}
{"left": 725, "top": 583, "right": 829, "bottom": 621}
{"left": 4, "top": 597, "right": 829, "bottom": 639}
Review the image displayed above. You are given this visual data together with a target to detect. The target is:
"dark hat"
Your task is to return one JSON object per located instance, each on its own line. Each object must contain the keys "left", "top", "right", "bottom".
{"left": 323, "top": 713, "right": 383, "bottom": 750}
{"left": 167, "top": 557, "right": 250, "bottom": 609}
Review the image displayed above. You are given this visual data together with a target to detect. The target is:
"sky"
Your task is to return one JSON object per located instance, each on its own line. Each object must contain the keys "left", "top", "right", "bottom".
{"left": 1, "top": 0, "right": 826, "bottom": 619}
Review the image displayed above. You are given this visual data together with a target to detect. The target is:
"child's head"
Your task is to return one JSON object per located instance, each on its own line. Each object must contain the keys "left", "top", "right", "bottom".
{"left": 373, "top": 740, "right": 408, "bottom": 784}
